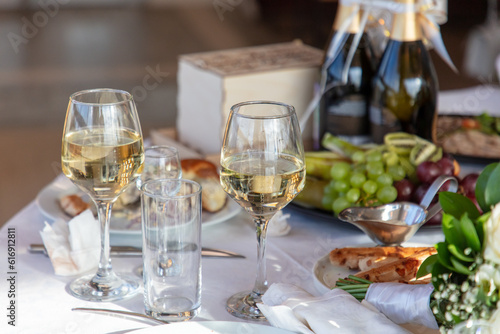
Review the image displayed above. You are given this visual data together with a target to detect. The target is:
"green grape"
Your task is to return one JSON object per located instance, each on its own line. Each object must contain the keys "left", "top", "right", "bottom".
{"left": 365, "top": 150, "right": 383, "bottom": 162}
{"left": 388, "top": 165, "right": 406, "bottom": 181}
{"left": 352, "top": 164, "right": 366, "bottom": 174}
{"left": 322, "top": 193, "right": 335, "bottom": 210}
{"left": 352, "top": 151, "right": 366, "bottom": 164}
{"left": 324, "top": 182, "right": 337, "bottom": 197}
{"left": 333, "top": 180, "right": 350, "bottom": 193}
{"left": 377, "top": 186, "right": 398, "bottom": 204}
{"left": 367, "top": 161, "right": 384, "bottom": 180}
{"left": 376, "top": 173, "right": 393, "bottom": 187}
{"left": 346, "top": 188, "right": 361, "bottom": 203}
{"left": 362, "top": 180, "right": 378, "bottom": 195}
{"left": 383, "top": 151, "right": 399, "bottom": 166}
{"left": 332, "top": 197, "right": 351, "bottom": 215}
{"left": 330, "top": 162, "right": 352, "bottom": 181}
{"left": 350, "top": 172, "right": 366, "bottom": 188}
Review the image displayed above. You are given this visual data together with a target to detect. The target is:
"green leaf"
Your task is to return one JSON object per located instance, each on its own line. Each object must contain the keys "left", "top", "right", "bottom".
{"left": 450, "top": 256, "right": 473, "bottom": 275}
{"left": 476, "top": 212, "right": 490, "bottom": 249}
{"left": 436, "top": 242, "right": 455, "bottom": 271}
{"left": 476, "top": 163, "right": 499, "bottom": 213}
{"left": 448, "top": 243, "right": 474, "bottom": 262}
{"left": 439, "top": 192, "right": 480, "bottom": 220}
{"left": 417, "top": 254, "right": 438, "bottom": 278}
{"left": 483, "top": 163, "right": 500, "bottom": 213}
{"left": 459, "top": 213, "right": 481, "bottom": 252}
{"left": 441, "top": 213, "right": 466, "bottom": 250}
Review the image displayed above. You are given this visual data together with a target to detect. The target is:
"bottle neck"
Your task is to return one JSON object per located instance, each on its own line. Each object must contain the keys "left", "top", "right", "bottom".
{"left": 333, "top": 3, "right": 360, "bottom": 34}
{"left": 390, "top": 1, "right": 422, "bottom": 42}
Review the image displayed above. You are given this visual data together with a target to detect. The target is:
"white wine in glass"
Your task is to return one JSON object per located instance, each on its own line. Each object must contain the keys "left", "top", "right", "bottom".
{"left": 220, "top": 101, "right": 306, "bottom": 320}
{"left": 61, "top": 89, "right": 144, "bottom": 301}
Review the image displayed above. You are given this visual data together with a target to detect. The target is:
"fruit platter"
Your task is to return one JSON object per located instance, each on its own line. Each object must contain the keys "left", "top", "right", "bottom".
{"left": 293, "top": 132, "right": 481, "bottom": 226}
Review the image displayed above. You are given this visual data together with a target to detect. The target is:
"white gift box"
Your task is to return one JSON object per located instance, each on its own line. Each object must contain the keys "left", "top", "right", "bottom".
{"left": 176, "top": 41, "right": 323, "bottom": 154}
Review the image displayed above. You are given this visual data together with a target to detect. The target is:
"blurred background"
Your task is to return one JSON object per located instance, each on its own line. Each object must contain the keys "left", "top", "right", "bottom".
{"left": 0, "top": 0, "right": 495, "bottom": 225}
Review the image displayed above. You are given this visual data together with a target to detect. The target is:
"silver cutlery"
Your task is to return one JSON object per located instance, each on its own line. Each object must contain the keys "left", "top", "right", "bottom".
{"left": 72, "top": 307, "right": 168, "bottom": 325}
{"left": 29, "top": 244, "right": 245, "bottom": 259}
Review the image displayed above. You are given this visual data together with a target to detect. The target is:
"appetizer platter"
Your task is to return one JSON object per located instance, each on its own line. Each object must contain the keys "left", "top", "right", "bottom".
{"left": 314, "top": 245, "right": 436, "bottom": 294}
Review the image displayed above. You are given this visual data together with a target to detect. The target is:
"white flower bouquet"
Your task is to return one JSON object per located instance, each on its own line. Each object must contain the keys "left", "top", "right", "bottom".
{"left": 335, "top": 162, "right": 500, "bottom": 333}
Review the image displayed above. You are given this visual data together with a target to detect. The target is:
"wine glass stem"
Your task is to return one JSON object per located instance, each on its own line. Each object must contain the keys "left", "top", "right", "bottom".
{"left": 95, "top": 201, "right": 114, "bottom": 280}
{"left": 252, "top": 217, "right": 270, "bottom": 297}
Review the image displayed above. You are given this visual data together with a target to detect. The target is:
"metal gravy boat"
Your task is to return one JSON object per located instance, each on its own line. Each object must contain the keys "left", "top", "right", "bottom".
{"left": 338, "top": 175, "right": 458, "bottom": 246}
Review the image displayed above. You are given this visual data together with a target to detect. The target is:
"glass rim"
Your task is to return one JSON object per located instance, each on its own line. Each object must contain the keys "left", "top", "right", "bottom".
{"left": 69, "top": 88, "right": 134, "bottom": 106}
{"left": 230, "top": 100, "right": 295, "bottom": 119}
{"left": 145, "top": 145, "right": 180, "bottom": 157}
{"left": 141, "top": 178, "right": 201, "bottom": 199}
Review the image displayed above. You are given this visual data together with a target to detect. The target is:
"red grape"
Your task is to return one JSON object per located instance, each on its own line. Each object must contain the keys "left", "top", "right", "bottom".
{"left": 436, "top": 155, "right": 455, "bottom": 176}
{"left": 413, "top": 183, "right": 430, "bottom": 204}
{"left": 416, "top": 161, "right": 442, "bottom": 184}
{"left": 425, "top": 211, "right": 442, "bottom": 226}
{"left": 439, "top": 179, "right": 454, "bottom": 192}
{"left": 461, "top": 173, "right": 479, "bottom": 198}
{"left": 394, "top": 179, "right": 415, "bottom": 202}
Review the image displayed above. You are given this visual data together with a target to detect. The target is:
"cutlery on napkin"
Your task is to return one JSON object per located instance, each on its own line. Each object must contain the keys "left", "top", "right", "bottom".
{"left": 257, "top": 283, "right": 412, "bottom": 334}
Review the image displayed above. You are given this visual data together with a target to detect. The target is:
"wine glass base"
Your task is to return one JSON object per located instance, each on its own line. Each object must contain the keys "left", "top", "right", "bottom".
{"left": 226, "top": 290, "right": 267, "bottom": 321}
{"left": 69, "top": 272, "right": 140, "bottom": 302}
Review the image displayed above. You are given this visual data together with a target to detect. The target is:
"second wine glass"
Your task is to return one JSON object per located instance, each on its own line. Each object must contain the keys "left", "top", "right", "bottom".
{"left": 220, "top": 101, "right": 306, "bottom": 320}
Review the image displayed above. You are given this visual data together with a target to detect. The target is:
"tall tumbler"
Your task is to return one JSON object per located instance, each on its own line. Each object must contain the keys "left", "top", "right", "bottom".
{"left": 141, "top": 178, "right": 202, "bottom": 321}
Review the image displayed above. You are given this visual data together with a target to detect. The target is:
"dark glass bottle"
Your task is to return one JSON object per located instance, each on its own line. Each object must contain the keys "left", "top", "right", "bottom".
{"left": 318, "top": 2, "right": 375, "bottom": 147}
{"left": 369, "top": 0, "right": 438, "bottom": 143}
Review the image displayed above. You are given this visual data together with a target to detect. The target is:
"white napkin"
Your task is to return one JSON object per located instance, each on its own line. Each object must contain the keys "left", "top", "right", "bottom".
{"left": 257, "top": 283, "right": 411, "bottom": 334}
{"left": 40, "top": 210, "right": 100, "bottom": 276}
{"left": 268, "top": 211, "right": 292, "bottom": 237}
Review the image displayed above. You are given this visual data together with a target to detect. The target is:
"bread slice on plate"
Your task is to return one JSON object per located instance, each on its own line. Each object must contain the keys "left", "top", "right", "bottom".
{"left": 181, "top": 159, "right": 227, "bottom": 213}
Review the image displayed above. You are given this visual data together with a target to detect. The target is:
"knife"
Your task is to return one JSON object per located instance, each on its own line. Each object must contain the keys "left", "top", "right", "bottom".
{"left": 28, "top": 244, "right": 245, "bottom": 259}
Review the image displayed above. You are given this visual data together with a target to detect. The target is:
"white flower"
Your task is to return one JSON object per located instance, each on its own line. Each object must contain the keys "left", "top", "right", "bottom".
{"left": 483, "top": 203, "right": 500, "bottom": 265}
{"left": 488, "top": 307, "right": 500, "bottom": 328}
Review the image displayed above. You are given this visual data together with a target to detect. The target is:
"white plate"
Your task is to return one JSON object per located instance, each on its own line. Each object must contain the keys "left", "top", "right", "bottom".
{"left": 313, "top": 253, "right": 355, "bottom": 294}
{"left": 130, "top": 321, "right": 295, "bottom": 334}
{"left": 313, "top": 243, "right": 432, "bottom": 294}
{"left": 35, "top": 177, "right": 241, "bottom": 235}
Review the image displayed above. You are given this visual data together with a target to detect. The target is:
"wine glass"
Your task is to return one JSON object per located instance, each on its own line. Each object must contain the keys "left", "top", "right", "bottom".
{"left": 61, "top": 88, "right": 145, "bottom": 301}
{"left": 220, "top": 101, "right": 306, "bottom": 320}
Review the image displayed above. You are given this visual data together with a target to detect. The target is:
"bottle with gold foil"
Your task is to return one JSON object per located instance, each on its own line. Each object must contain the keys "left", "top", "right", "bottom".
{"left": 369, "top": 0, "right": 438, "bottom": 143}
{"left": 318, "top": 1, "right": 375, "bottom": 147}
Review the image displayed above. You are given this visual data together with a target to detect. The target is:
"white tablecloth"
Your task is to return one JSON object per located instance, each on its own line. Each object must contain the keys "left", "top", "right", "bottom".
{"left": 0, "top": 177, "right": 447, "bottom": 334}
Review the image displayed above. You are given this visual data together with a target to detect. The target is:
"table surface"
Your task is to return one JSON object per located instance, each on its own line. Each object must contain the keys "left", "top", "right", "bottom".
{"left": 0, "top": 171, "right": 474, "bottom": 334}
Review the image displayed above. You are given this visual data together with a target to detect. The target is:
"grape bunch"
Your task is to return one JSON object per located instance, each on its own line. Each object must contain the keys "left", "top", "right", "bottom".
{"left": 393, "top": 153, "right": 480, "bottom": 224}
{"left": 323, "top": 149, "right": 407, "bottom": 214}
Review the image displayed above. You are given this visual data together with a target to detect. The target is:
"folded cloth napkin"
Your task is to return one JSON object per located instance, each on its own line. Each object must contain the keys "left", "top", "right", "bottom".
{"left": 40, "top": 209, "right": 100, "bottom": 276}
{"left": 268, "top": 211, "right": 292, "bottom": 237}
{"left": 257, "top": 283, "right": 411, "bottom": 334}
